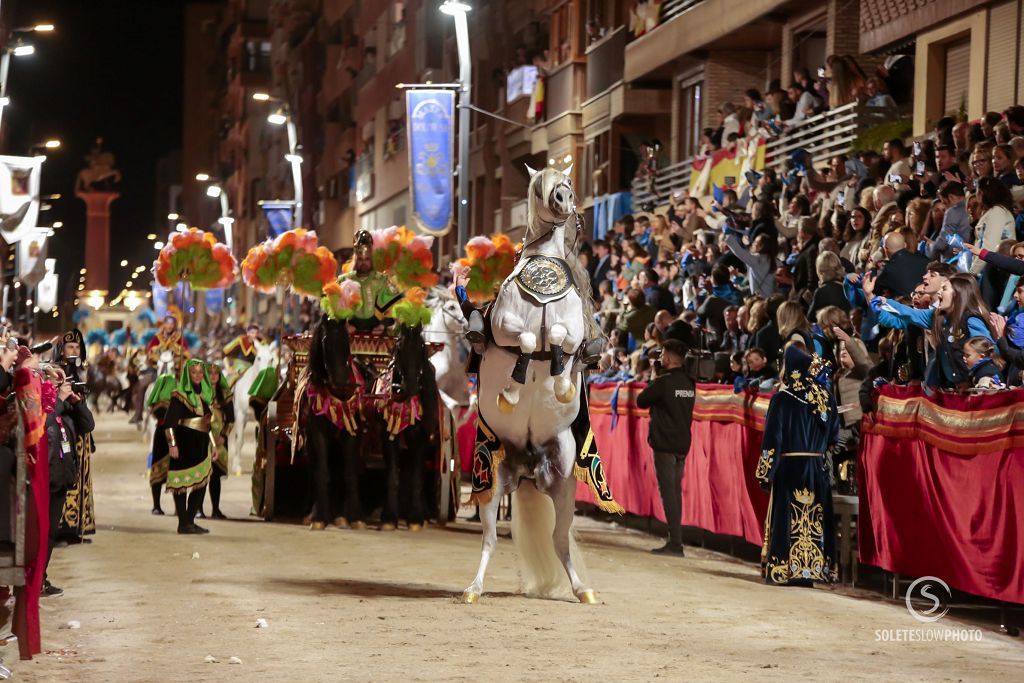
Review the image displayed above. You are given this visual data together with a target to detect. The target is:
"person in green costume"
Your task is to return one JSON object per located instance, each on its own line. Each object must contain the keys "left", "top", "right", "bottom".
{"left": 163, "top": 359, "right": 214, "bottom": 534}
{"left": 145, "top": 371, "right": 179, "bottom": 515}
{"left": 338, "top": 229, "right": 402, "bottom": 332}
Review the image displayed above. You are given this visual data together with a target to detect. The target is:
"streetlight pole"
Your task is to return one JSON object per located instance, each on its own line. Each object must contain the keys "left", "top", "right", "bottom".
{"left": 260, "top": 97, "right": 304, "bottom": 229}
{"left": 441, "top": 1, "right": 472, "bottom": 251}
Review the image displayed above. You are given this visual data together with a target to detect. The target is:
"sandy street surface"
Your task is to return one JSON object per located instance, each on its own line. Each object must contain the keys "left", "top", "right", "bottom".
{"left": 8, "top": 412, "right": 1021, "bottom": 681}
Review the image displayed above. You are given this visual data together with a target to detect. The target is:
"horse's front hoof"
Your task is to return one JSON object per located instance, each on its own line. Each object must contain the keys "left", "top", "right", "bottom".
{"left": 350, "top": 520, "right": 367, "bottom": 530}
{"left": 577, "top": 589, "right": 598, "bottom": 604}
{"left": 408, "top": 523, "right": 423, "bottom": 532}
{"left": 333, "top": 517, "right": 349, "bottom": 529}
{"left": 380, "top": 522, "right": 396, "bottom": 531}
{"left": 497, "top": 392, "right": 516, "bottom": 414}
{"left": 461, "top": 591, "right": 480, "bottom": 604}
{"left": 309, "top": 521, "right": 326, "bottom": 531}
{"left": 554, "top": 380, "right": 576, "bottom": 404}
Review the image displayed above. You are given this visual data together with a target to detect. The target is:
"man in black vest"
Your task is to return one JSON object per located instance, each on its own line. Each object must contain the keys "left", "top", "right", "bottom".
{"left": 636, "top": 339, "right": 696, "bottom": 556}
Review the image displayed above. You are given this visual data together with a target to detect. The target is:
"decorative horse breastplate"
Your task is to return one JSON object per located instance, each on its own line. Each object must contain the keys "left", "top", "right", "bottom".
{"left": 513, "top": 255, "right": 574, "bottom": 305}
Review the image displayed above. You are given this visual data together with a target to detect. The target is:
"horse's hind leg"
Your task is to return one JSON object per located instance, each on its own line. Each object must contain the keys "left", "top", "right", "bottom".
{"left": 381, "top": 437, "right": 400, "bottom": 530}
{"left": 545, "top": 460, "right": 595, "bottom": 603}
{"left": 462, "top": 466, "right": 507, "bottom": 603}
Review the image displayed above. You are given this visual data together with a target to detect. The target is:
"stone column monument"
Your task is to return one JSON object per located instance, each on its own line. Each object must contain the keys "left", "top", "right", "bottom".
{"left": 75, "top": 138, "right": 122, "bottom": 298}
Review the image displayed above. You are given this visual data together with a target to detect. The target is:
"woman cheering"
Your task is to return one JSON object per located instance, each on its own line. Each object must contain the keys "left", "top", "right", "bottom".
{"left": 756, "top": 344, "right": 839, "bottom": 586}
{"left": 164, "top": 359, "right": 214, "bottom": 534}
{"left": 205, "top": 362, "right": 234, "bottom": 520}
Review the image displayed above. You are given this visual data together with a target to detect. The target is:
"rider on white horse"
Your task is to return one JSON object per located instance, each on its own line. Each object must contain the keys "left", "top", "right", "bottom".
{"left": 458, "top": 165, "right": 622, "bottom": 605}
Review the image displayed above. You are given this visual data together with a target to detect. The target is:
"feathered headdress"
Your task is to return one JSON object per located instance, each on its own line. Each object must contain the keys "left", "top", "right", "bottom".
{"left": 457, "top": 234, "right": 520, "bottom": 302}
{"left": 320, "top": 279, "right": 363, "bottom": 321}
{"left": 241, "top": 228, "right": 338, "bottom": 297}
{"left": 153, "top": 228, "right": 236, "bottom": 291}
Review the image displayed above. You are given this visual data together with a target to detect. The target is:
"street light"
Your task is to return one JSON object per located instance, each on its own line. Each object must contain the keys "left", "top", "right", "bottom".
{"left": 195, "top": 172, "right": 210, "bottom": 182}
{"left": 0, "top": 37, "right": 41, "bottom": 130}
{"left": 11, "top": 45, "right": 34, "bottom": 57}
{"left": 284, "top": 153, "right": 303, "bottom": 164}
{"left": 267, "top": 110, "right": 288, "bottom": 126}
{"left": 30, "top": 24, "right": 55, "bottom": 33}
{"left": 440, "top": 0, "right": 472, "bottom": 251}
{"left": 206, "top": 184, "right": 222, "bottom": 198}
{"left": 252, "top": 92, "right": 272, "bottom": 102}
{"left": 43, "top": 139, "right": 60, "bottom": 149}
{"left": 167, "top": 212, "right": 179, "bottom": 221}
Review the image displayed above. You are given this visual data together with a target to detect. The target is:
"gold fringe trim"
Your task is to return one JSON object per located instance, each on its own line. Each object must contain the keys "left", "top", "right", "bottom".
{"left": 467, "top": 446, "right": 505, "bottom": 508}
{"left": 573, "top": 462, "right": 625, "bottom": 515}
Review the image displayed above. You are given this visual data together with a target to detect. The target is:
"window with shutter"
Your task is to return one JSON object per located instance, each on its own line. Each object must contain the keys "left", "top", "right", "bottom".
{"left": 986, "top": 1, "right": 1018, "bottom": 113}
{"left": 944, "top": 40, "right": 971, "bottom": 117}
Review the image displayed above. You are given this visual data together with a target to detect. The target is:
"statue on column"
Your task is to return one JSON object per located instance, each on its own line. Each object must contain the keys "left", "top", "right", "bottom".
{"left": 75, "top": 138, "right": 122, "bottom": 193}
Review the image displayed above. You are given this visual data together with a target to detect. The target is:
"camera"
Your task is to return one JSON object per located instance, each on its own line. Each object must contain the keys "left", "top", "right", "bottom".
{"left": 916, "top": 160, "right": 925, "bottom": 176}
{"left": 71, "top": 382, "right": 89, "bottom": 397}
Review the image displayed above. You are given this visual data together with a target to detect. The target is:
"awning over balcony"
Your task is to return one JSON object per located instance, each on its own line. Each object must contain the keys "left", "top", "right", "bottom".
{"left": 624, "top": 0, "right": 789, "bottom": 82}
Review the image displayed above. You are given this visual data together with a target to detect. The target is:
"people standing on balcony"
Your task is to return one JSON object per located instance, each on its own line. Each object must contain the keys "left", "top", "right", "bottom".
{"left": 826, "top": 55, "right": 866, "bottom": 108}
{"left": 784, "top": 83, "right": 822, "bottom": 127}
{"left": 717, "top": 102, "right": 740, "bottom": 148}
{"left": 744, "top": 89, "right": 773, "bottom": 123}
{"left": 863, "top": 77, "right": 896, "bottom": 109}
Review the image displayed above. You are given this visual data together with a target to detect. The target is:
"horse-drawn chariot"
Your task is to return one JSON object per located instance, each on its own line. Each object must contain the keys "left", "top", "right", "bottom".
{"left": 250, "top": 327, "right": 460, "bottom": 528}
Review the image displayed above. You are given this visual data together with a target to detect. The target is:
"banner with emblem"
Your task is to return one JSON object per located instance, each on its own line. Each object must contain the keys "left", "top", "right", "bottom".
{"left": 0, "top": 155, "right": 44, "bottom": 245}
{"left": 37, "top": 259, "right": 59, "bottom": 312}
{"left": 259, "top": 200, "right": 294, "bottom": 239}
{"left": 406, "top": 89, "right": 455, "bottom": 236}
{"left": 16, "top": 227, "right": 48, "bottom": 287}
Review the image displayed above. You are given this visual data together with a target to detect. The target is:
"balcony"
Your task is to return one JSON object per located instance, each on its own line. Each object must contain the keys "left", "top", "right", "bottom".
{"left": 586, "top": 26, "right": 626, "bottom": 100}
{"left": 624, "top": 0, "right": 787, "bottom": 82}
{"left": 630, "top": 104, "right": 899, "bottom": 207}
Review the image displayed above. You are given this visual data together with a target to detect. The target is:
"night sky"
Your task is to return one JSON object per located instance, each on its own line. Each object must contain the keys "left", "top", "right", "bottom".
{"left": 6, "top": 0, "right": 186, "bottom": 299}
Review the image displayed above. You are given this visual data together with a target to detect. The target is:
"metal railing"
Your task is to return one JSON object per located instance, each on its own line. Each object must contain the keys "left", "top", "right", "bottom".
{"left": 630, "top": 103, "right": 899, "bottom": 207}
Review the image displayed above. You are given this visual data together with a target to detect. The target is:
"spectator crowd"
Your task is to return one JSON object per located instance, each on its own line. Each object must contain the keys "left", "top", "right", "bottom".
{"left": 579, "top": 91, "right": 1024, "bottom": 491}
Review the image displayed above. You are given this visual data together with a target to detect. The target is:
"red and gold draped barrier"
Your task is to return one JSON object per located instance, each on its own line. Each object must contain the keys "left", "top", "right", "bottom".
{"left": 578, "top": 382, "right": 768, "bottom": 546}
{"left": 859, "top": 385, "right": 1024, "bottom": 604}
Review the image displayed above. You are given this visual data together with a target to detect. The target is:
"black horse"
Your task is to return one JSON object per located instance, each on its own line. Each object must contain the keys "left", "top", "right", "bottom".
{"left": 303, "top": 316, "right": 367, "bottom": 529}
{"left": 381, "top": 324, "right": 439, "bottom": 530}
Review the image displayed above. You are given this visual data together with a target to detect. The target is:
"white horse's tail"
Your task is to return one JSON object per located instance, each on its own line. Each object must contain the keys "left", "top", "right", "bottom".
{"left": 511, "top": 480, "right": 587, "bottom": 599}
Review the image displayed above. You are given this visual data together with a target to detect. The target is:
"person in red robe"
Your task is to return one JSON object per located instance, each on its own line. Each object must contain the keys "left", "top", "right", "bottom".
{"left": 12, "top": 346, "right": 50, "bottom": 660}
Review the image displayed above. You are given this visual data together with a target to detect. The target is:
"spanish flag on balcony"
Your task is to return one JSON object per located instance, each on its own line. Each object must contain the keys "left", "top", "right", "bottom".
{"left": 689, "top": 136, "right": 766, "bottom": 199}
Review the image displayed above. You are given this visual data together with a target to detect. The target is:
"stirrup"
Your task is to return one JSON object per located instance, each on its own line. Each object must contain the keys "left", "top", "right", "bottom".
{"left": 580, "top": 338, "right": 605, "bottom": 367}
{"left": 511, "top": 353, "right": 530, "bottom": 384}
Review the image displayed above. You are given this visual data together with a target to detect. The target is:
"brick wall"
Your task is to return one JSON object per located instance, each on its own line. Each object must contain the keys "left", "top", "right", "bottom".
{"left": 827, "top": 0, "right": 882, "bottom": 81}
{"left": 702, "top": 51, "right": 771, "bottom": 129}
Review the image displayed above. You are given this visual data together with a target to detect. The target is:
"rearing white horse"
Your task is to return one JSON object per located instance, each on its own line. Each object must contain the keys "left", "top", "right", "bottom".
{"left": 463, "top": 165, "right": 598, "bottom": 604}
{"left": 228, "top": 340, "right": 278, "bottom": 476}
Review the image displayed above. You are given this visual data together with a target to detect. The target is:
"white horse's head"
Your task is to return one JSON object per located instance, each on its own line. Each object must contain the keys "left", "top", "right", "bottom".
{"left": 526, "top": 164, "right": 575, "bottom": 228}
{"left": 157, "top": 349, "right": 175, "bottom": 375}
{"left": 254, "top": 340, "right": 277, "bottom": 370}
{"left": 424, "top": 287, "right": 468, "bottom": 342}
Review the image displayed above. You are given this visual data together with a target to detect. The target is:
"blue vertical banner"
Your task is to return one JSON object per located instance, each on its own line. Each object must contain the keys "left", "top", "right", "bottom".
{"left": 260, "top": 200, "right": 295, "bottom": 238}
{"left": 152, "top": 281, "right": 186, "bottom": 318}
{"left": 406, "top": 89, "right": 455, "bottom": 236}
{"left": 205, "top": 288, "right": 224, "bottom": 315}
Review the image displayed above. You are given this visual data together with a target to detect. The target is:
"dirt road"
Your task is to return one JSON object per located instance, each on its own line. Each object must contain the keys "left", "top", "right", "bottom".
{"left": 13, "top": 413, "right": 1022, "bottom": 681}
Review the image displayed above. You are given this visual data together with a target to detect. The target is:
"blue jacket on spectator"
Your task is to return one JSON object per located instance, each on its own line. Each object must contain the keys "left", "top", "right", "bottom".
{"left": 927, "top": 200, "right": 973, "bottom": 261}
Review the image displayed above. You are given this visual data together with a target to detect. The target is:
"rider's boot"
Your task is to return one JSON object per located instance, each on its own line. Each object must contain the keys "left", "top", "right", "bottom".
{"left": 466, "top": 310, "right": 486, "bottom": 346}
{"left": 580, "top": 337, "right": 606, "bottom": 368}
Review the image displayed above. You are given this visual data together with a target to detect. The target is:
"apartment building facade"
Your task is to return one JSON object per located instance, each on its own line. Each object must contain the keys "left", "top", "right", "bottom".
{"left": 194, "top": 0, "right": 899, "bottom": 268}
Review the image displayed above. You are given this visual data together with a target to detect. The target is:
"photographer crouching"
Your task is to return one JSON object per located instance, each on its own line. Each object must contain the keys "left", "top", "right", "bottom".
{"left": 636, "top": 339, "right": 696, "bottom": 557}
{"left": 54, "top": 330, "right": 97, "bottom": 544}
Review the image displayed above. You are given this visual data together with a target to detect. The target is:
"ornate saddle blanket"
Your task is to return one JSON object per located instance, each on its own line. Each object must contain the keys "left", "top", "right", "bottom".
{"left": 513, "top": 255, "right": 574, "bottom": 305}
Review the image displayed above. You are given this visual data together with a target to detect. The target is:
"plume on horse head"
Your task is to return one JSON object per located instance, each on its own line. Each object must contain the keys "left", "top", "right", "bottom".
{"left": 524, "top": 164, "right": 603, "bottom": 345}
{"left": 307, "top": 316, "right": 351, "bottom": 389}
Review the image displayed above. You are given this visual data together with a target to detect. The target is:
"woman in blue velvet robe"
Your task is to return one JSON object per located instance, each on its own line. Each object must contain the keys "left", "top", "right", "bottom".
{"left": 756, "top": 344, "right": 839, "bottom": 585}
